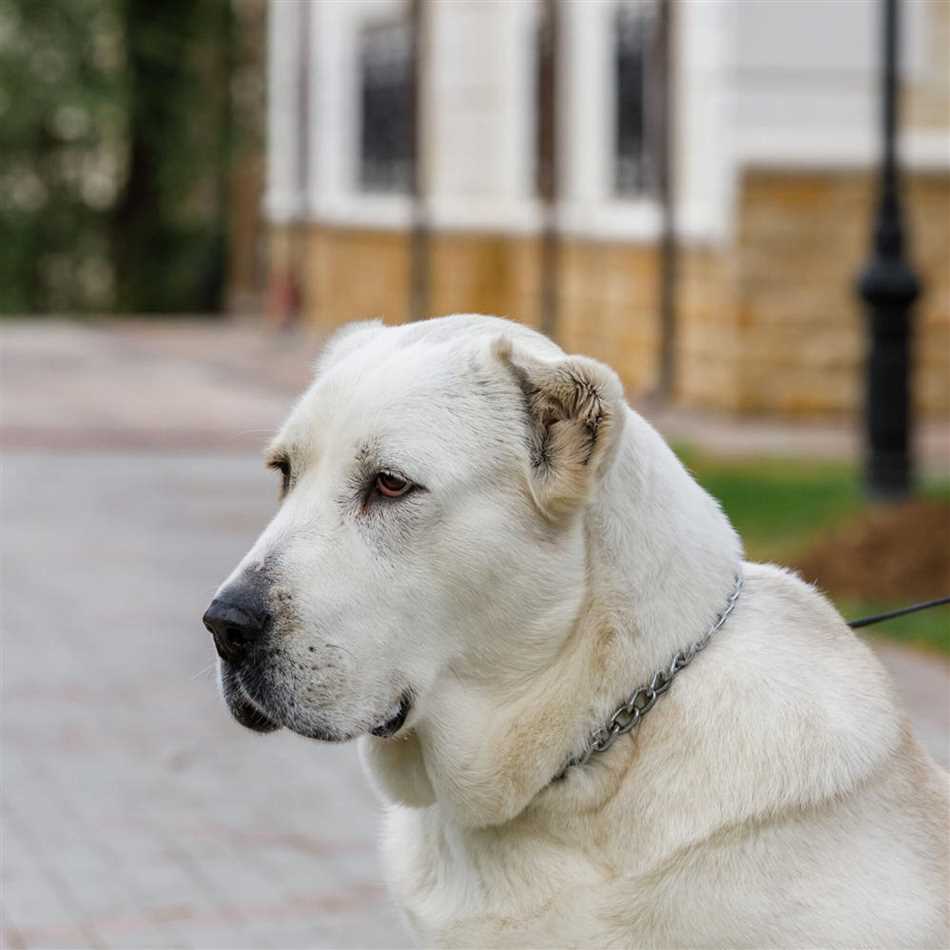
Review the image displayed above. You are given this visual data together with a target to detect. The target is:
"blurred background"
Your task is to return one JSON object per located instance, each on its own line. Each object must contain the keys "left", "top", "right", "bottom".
{"left": 1, "top": 1, "right": 948, "bottom": 948}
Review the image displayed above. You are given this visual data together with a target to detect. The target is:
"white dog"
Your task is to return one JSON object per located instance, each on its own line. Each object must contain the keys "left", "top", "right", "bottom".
{"left": 204, "top": 315, "right": 949, "bottom": 948}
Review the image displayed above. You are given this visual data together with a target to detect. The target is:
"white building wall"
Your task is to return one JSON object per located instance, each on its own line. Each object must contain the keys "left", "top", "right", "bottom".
{"left": 672, "top": 0, "right": 943, "bottom": 243}
{"left": 265, "top": 0, "right": 309, "bottom": 221}
{"left": 673, "top": 0, "right": 737, "bottom": 244}
{"left": 558, "top": 0, "right": 661, "bottom": 241}
{"left": 308, "top": 0, "right": 412, "bottom": 230}
{"left": 269, "top": 0, "right": 727, "bottom": 241}
{"left": 731, "top": 0, "right": 942, "bottom": 168}
{"left": 266, "top": 0, "right": 946, "bottom": 236}
{"left": 295, "top": 0, "right": 542, "bottom": 232}
{"left": 424, "top": 0, "right": 542, "bottom": 232}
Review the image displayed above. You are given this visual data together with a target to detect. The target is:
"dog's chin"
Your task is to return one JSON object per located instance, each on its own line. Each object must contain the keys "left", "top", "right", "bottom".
{"left": 221, "top": 663, "right": 412, "bottom": 743}
{"left": 223, "top": 685, "right": 283, "bottom": 734}
{"left": 286, "top": 690, "right": 413, "bottom": 743}
{"left": 219, "top": 664, "right": 281, "bottom": 734}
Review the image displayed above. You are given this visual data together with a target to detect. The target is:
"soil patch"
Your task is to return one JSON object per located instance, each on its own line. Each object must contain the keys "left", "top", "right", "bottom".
{"left": 789, "top": 499, "right": 950, "bottom": 602}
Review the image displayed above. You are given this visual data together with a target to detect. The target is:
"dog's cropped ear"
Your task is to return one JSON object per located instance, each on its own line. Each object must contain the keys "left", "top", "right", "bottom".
{"left": 492, "top": 336, "right": 626, "bottom": 519}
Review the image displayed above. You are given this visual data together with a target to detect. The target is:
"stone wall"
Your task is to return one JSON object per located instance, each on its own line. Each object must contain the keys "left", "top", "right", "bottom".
{"left": 428, "top": 233, "right": 543, "bottom": 330}
{"left": 676, "top": 245, "right": 740, "bottom": 411}
{"left": 556, "top": 239, "right": 660, "bottom": 395}
{"left": 305, "top": 227, "right": 411, "bottom": 329}
{"left": 728, "top": 170, "right": 949, "bottom": 417}
{"left": 297, "top": 170, "right": 949, "bottom": 419}
{"left": 905, "top": 0, "right": 950, "bottom": 132}
{"left": 300, "top": 226, "right": 661, "bottom": 395}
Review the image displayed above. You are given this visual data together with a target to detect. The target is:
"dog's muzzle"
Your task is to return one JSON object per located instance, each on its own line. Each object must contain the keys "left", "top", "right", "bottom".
{"left": 203, "top": 570, "right": 413, "bottom": 742}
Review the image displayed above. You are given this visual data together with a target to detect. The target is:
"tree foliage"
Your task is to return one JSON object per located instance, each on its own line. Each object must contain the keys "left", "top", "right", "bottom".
{"left": 0, "top": 0, "right": 249, "bottom": 314}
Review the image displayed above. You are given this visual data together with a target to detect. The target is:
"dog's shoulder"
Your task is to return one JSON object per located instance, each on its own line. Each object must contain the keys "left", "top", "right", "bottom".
{"left": 734, "top": 560, "right": 894, "bottom": 674}
{"left": 739, "top": 560, "right": 853, "bottom": 632}
{"left": 675, "top": 560, "right": 906, "bottom": 811}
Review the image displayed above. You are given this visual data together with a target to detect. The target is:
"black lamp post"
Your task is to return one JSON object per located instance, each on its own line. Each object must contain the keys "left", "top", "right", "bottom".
{"left": 857, "top": 0, "right": 921, "bottom": 500}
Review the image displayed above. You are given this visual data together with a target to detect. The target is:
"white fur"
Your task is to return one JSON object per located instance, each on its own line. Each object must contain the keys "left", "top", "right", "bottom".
{"left": 224, "top": 315, "right": 949, "bottom": 947}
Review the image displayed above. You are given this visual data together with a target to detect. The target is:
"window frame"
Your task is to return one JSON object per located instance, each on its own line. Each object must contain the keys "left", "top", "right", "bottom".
{"left": 557, "top": 0, "right": 664, "bottom": 242}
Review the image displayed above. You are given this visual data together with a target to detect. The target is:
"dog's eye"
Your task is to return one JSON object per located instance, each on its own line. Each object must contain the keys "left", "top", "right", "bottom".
{"left": 268, "top": 457, "right": 291, "bottom": 496}
{"left": 375, "top": 471, "right": 412, "bottom": 498}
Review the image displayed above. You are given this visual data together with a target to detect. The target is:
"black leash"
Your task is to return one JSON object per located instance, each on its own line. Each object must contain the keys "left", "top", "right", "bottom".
{"left": 848, "top": 595, "right": 950, "bottom": 630}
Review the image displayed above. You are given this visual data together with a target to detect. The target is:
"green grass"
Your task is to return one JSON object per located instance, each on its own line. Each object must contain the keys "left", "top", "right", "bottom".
{"left": 674, "top": 447, "right": 950, "bottom": 656}
{"left": 837, "top": 601, "right": 950, "bottom": 656}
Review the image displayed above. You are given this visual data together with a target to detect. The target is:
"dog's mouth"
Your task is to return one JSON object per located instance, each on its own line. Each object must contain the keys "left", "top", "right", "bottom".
{"left": 220, "top": 664, "right": 412, "bottom": 741}
{"left": 220, "top": 665, "right": 282, "bottom": 734}
{"left": 229, "top": 691, "right": 282, "bottom": 733}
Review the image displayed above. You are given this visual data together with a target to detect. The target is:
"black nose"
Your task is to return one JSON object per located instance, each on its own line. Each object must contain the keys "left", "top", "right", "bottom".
{"left": 203, "top": 589, "right": 270, "bottom": 663}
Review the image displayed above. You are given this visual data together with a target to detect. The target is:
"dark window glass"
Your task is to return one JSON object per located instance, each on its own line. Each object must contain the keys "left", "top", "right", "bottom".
{"left": 615, "top": 2, "right": 657, "bottom": 197}
{"left": 358, "top": 20, "right": 412, "bottom": 193}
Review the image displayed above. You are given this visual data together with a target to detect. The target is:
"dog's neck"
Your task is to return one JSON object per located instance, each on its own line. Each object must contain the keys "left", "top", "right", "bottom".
{"left": 362, "top": 407, "right": 743, "bottom": 828}
{"left": 585, "top": 409, "right": 743, "bottom": 684}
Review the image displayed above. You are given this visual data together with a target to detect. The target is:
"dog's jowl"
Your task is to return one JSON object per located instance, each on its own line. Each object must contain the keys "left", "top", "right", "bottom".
{"left": 204, "top": 315, "right": 949, "bottom": 948}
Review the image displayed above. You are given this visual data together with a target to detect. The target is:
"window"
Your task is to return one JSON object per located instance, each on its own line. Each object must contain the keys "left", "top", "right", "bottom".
{"left": 615, "top": 1, "right": 658, "bottom": 197}
{"left": 358, "top": 19, "right": 412, "bottom": 193}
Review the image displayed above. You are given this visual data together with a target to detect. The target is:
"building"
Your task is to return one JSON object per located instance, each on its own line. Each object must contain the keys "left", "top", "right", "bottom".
{"left": 264, "top": 0, "right": 949, "bottom": 418}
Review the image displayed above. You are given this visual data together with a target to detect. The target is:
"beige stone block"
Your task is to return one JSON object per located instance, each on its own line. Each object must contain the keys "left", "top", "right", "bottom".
{"left": 291, "top": 169, "right": 948, "bottom": 419}
{"left": 306, "top": 226, "right": 411, "bottom": 333}
{"left": 735, "top": 169, "right": 949, "bottom": 418}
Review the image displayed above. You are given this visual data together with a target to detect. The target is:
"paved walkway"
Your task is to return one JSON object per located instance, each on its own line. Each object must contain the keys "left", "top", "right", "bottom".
{"left": 1, "top": 319, "right": 947, "bottom": 950}
{"left": 2, "top": 451, "right": 408, "bottom": 950}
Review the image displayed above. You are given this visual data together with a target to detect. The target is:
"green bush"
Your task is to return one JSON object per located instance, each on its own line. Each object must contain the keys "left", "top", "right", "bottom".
{"left": 0, "top": 0, "right": 246, "bottom": 314}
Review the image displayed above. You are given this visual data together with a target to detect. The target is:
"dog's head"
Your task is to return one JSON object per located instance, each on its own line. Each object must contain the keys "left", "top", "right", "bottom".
{"left": 203, "top": 316, "right": 624, "bottom": 743}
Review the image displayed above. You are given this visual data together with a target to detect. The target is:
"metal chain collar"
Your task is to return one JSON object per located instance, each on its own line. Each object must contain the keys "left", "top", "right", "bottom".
{"left": 560, "top": 572, "right": 744, "bottom": 776}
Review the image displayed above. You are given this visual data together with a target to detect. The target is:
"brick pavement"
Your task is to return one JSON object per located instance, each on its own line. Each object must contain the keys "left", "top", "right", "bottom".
{"left": 2, "top": 452, "right": 411, "bottom": 949}
{"left": 1, "top": 319, "right": 947, "bottom": 950}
